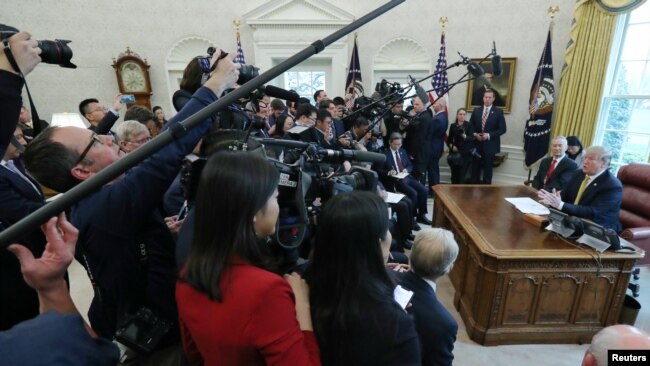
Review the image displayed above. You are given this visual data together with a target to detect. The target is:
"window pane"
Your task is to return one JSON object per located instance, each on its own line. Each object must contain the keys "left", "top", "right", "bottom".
{"left": 284, "top": 71, "right": 325, "bottom": 103}
{"left": 604, "top": 98, "right": 633, "bottom": 130}
{"left": 620, "top": 24, "right": 650, "bottom": 61}
{"left": 620, "top": 134, "right": 650, "bottom": 165}
{"left": 613, "top": 61, "right": 646, "bottom": 94}
{"left": 628, "top": 99, "right": 650, "bottom": 133}
{"left": 629, "top": 2, "right": 650, "bottom": 23}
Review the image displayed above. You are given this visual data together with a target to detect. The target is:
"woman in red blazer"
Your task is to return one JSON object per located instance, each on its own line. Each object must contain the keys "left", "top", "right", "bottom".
{"left": 176, "top": 152, "right": 319, "bottom": 366}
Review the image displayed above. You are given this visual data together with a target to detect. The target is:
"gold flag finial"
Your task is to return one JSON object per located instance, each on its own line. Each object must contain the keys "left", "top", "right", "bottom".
{"left": 233, "top": 20, "right": 241, "bottom": 31}
{"left": 439, "top": 16, "right": 448, "bottom": 29}
{"left": 548, "top": 6, "right": 559, "bottom": 19}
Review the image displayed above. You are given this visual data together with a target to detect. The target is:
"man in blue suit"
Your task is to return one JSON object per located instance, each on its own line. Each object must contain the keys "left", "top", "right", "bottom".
{"left": 470, "top": 89, "right": 507, "bottom": 184}
{"left": 397, "top": 228, "right": 459, "bottom": 366}
{"left": 538, "top": 146, "right": 623, "bottom": 232}
{"left": 378, "top": 133, "right": 431, "bottom": 225}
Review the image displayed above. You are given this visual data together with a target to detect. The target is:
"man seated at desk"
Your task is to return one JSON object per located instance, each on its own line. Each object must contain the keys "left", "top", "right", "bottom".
{"left": 531, "top": 135, "right": 577, "bottom": 191}
{"left": 537, "top": 146, "right": 622, "bottom": 232}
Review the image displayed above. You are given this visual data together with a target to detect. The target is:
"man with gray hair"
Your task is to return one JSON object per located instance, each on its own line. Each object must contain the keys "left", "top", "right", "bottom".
{"left": 396, "top": 228, "right": 459, "bottom": 366}
{"left": 538, "top": 145, "right": 623, "bottom": 231}
{"left": 582, "top": 324, "right": 650, "bottom": 365}
{"left": 531, "top": 135, "right": 578, "bottom": 191}
{"left": 113, "top": 120, "right": 151, "bottom": 153}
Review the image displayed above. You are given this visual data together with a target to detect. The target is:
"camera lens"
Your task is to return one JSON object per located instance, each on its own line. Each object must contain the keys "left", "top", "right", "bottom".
{"left": 238, "top": 64, "right": 259, "bottom": 85}
{"left": 37, "top": 39, "right": 76, "bottom": 69}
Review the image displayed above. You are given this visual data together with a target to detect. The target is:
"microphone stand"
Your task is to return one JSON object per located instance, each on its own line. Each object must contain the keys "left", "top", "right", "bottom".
{"left": 0, "top": 0, "right": 407, "bottom": 247}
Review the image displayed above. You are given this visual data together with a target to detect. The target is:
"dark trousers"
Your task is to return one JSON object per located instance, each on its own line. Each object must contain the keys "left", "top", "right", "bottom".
{"left": 450, "top": 155, "right": 472, "bottom": 184}
{"left": 426, "top": 154, "right": 442, "bottom": 189}
{"left": 471, "top": 152, "right": 496, "bottom": 184}
{"left": 395, "top": 177, "right": 428, "bottom": 216}
{"left": 389, "top": 197, "right": 413, "bottom": 244}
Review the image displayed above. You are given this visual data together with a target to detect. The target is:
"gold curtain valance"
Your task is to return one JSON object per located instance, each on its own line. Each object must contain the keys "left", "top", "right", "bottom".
{"left": 595, "top": 0, "right": 647, "bottom": 14}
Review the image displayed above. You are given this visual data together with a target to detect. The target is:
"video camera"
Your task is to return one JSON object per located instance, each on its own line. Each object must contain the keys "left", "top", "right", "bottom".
{"left": 179, "top": 132, "right": 384, "bottom": 250}
{"left": 0, "top": 25, "right": 76, "bottom": 69}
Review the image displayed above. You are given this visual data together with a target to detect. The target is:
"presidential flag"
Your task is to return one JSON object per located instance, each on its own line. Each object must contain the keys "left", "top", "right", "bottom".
{"left": 524, "top": 29, "right": 554, "bottom": 167}
{"left": 345, "top": 37, "right": 363, "bottom": 109}
{"left": 235, "top": 30, "right": 246, "bottom": 64}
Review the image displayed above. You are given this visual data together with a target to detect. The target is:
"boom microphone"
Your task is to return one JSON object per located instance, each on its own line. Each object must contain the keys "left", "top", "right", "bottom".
{"left": 319, "top": 148, "right": 386, "bottom": 164}
{"left": 263, "top": 85, "right": 300, "bottom": 102}
{"left": 491, "top": 41, "right": 503, "bottom": 77}
{"left": 466, "top": 61, "right": 492, "bottom": 89}
{"left": 409, "top": 75, "right": 430, "bottom": 106}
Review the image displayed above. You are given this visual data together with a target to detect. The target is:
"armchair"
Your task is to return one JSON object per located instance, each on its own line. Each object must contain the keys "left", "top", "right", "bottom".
{"left": 617, "top": 163, "right": 650, "bottom": 265}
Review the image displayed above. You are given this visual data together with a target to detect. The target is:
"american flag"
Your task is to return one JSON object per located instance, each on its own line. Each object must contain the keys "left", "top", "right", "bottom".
{"left": 431, "top": 33, "right": 449, "bottom": 103}
{"left": 345, "top": 37, "right": 363, "bottom": 110}
{"left": 235, "top": 31, "right": 246, "bottom": 64}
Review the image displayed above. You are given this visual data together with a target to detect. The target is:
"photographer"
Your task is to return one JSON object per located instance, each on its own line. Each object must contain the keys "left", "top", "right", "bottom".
{"left": 22, "top": 49, "right": 239, "bottom": 362}
{"left": 177, "top": 152, "right": 320, "bottom": 365}
{"left": 1, "top": 28, "right": 46, "bottom": 331}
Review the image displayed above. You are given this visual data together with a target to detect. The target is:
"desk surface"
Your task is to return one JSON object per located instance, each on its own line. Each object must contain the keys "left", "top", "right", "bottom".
{"left": 435, "top": 184, "right": 643, "bottom": 260}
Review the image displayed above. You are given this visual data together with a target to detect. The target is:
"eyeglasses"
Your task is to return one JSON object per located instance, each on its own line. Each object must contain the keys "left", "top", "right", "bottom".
{"left": 75, "top": 133, "right": 104, "bottom": 165}
{"left": 127, "top": 136, "right": 151, "bottom": 145}
{"left": 87, "top": 105, "right": 108, "bottom": 115}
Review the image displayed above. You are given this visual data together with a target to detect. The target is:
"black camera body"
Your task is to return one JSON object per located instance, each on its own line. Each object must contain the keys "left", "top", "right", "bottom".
{"left": 0, "top": 25, "right": 76, "bottom": 69}
{"left": 201, "top": 47, "right": 259, "bottom": 85}
{"left": 114, "top": 307, "right": 172, "bottom": 355}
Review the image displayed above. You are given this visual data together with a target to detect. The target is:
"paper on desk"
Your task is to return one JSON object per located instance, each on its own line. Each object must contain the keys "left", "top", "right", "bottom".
{"left": 384, "top": 192, "right": 405, "bottom": 204}
{"left": 394, "top": 172, "right": 409, "bottom": 179}
{"left": 393, "top": 285, "right": 413, "bottom": 311}
{"left": 505, "top": 197, "right": 550, "bottom": 215}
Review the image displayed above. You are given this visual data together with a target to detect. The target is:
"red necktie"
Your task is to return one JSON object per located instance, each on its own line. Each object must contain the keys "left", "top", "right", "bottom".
{"left": 544, "top": 159, "right": 557, "bottom": 187}
{"left": 481, "top": 108, "right": 489, "bottom": 131}
{"left": 394, "top": 151, "right": 404, "bottom": 172}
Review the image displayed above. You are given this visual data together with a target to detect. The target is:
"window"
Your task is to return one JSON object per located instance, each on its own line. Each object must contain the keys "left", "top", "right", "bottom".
{"left": 283, "top": 71, "right": 326, "bottom": 103}
{"left": 596, "top": 2, "right": 650, "bottom": 173}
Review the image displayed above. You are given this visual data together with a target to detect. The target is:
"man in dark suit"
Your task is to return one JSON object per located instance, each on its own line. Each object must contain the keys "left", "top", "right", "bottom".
{"left": 538, "top": 146, "right": 623, "bottom": 232}
{"left": 377, "top": 133, "right": 431, "bottom": 225}
{"left": 426, "top": 99, "right": 449, "bottom": 189}
{"left": 531, "top": 136, "right": 578, "bottom": 191}
{"left": 1, "top": 126, "right": 46, "bottom": 330}
{"left": 397, "top": 227, "right": 459, "bottom": 366}
{"left": 79, "top": 95, "right": 124, "bottom": 135}
{"left": 409, "top": 96, "right": 434, "bottom": 186}
{"left": 470, "top": 89, "right": 507, "bottom": 184}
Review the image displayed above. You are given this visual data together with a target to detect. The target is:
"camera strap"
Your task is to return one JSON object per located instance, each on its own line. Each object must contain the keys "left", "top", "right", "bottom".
{"left": 3, "top": 44, "right": 45, "bottom": 137}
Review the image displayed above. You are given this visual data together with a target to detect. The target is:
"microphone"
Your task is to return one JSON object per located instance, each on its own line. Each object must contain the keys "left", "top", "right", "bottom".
{"left": 466, "top": 61, "right": 492, "bottom": 89}
{"left": 319, "top": 148, "right": 386, "bottom": 164}
{"left": 262, "top": 85, "right": 300, "bottom": 102}
{"left": 491, "top": 41, "right": 503, "bottom": 77}
{"left": 409, "top": 75, "right": 430, "bottom": 106}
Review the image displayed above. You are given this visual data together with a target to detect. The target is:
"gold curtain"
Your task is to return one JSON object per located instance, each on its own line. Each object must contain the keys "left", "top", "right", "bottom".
{"left": 552, "top": 0, "right": 646, "bottom": 146}
{"left": 552, "top": 0, "right": 617, "bottom": 146}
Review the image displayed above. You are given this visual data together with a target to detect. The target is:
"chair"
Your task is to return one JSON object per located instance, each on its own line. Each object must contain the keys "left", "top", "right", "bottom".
{"left": 617, "top": 163, "right": 650, "bottom": 265}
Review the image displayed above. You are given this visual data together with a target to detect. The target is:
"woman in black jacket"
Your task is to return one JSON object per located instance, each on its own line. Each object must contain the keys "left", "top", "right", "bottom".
{"left": 447, "top": 108, "right": 475, "bottom": 184}
{"left": 309, "top": 192, "right": 421, "bottom": 366}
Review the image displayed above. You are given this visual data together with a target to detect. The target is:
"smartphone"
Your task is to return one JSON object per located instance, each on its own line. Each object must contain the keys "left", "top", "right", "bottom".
{"left": 121, "top": 94, "right": 136, "bottom": 104}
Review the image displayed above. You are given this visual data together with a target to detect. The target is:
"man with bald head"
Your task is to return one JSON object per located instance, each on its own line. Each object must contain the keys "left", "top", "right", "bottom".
{"left": 582, "top": 324, "right": 650, "bottom": 366}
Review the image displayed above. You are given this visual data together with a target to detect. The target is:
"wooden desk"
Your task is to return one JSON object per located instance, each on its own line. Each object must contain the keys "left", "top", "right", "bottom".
{"left": 432, "top": 184, "right": 643, "bottom": 345}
